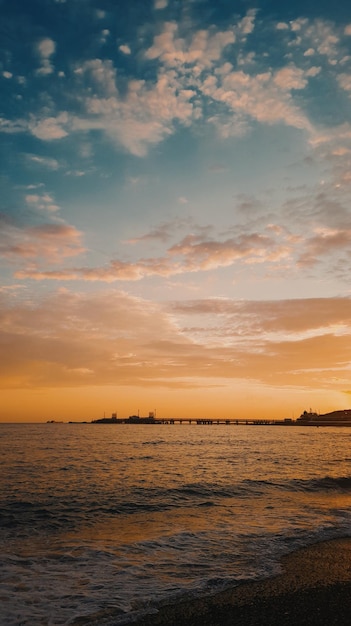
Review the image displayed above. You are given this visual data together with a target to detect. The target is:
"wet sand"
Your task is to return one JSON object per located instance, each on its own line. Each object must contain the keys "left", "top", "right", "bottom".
{"left": 131, "top": 538, "right": 351, "bottom": 625}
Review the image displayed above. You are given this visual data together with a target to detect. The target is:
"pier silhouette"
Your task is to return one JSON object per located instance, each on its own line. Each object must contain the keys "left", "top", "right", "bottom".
{"left": 90, "top": 409, "right": 351, "bottom": 427}
{"left": 91, "top": 415, "right": 292, "bottom": 426}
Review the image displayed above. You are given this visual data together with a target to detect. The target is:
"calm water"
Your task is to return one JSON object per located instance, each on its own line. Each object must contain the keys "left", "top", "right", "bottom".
{"left": 1, "top": 423, "right": 351, "bottom": 625}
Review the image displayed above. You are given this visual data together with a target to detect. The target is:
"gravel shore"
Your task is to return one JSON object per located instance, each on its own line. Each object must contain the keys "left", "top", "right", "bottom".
{"left": 130, "top": 538, "right": 351, "bottom": 625}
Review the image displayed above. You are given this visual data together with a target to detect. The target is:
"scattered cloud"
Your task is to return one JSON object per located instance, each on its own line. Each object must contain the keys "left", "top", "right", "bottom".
{"left": 12, "top": 210, "right": 351, "bottom": 284}
{"left": 144, "top": 21, "right": 235, "bottom": 67}
{"left": 25, "top": 192, "right": 60, "bottom": 213}
{"left": 0, "top": 12, "right": 350, "bottom": 162}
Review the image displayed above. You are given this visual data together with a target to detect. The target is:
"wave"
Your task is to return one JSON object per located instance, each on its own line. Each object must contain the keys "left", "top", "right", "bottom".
{"left": 2, "top": 475, "right": 351, "bottom": 539}
{"left": 287, "top": 475, "right": 351, "bottom": 493}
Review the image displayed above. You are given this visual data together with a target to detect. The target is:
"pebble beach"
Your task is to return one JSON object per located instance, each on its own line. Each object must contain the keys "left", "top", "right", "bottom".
{"left": 130, "top": 538, "right": 351, "bottom": 626}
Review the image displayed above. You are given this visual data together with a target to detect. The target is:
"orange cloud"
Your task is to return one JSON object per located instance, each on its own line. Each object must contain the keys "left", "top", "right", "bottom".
{"left": 1, "top": 290, "right": 350, "bottom": 394}
{"left": 0, "top": 218, "right": 85, "bottom": 264}
{"left": 14, "top": 227, "right": 287, "bottom": 281}
{"left": 298, "top": 227, "right": 351, "bottom": 267}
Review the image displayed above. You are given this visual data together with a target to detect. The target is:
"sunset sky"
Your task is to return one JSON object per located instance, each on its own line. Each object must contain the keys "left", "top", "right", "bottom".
{"left": 2, "top": 0, "right": 351, "bottom": 422}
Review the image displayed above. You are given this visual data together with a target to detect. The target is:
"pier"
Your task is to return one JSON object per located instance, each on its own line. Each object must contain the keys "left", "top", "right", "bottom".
{"left": 91, "top": 415, "right": 293, "bottom": 426}
{"left": 89, "top": 410, "right": 351, "bottom": 427}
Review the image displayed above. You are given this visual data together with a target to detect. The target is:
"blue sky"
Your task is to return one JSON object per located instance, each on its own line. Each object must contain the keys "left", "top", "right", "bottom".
{"left": 1, "top": 0, "right": 351, "bottom": 421}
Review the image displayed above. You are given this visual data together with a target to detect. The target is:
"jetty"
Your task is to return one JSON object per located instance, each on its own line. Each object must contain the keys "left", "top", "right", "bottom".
{"left": 92, "top": 415, "right": 290, "bottom": 426}
{"left": 90, "top": 409, "right": 351, "bottom": 427}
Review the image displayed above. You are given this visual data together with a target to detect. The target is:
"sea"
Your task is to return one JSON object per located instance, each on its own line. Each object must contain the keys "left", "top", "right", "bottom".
{"left": 1, "top": 423, "right": 351, "bottom": 625}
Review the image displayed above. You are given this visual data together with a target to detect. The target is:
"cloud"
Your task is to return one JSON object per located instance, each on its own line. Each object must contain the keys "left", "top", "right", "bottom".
{"left": 171, "top": 296, "right": 351, "bottom": 337}
{"left": 76, "top": 58, "right": 118, "bottom": 96}
{"left": 297, "top": 227, "right": 351, "bottom": 268}
{"left": 71, "top": 60, "right": 198, "bottom": 156}
{"left": 239, "top": 9, "right": 257, "bottom": 36}
{"left": 0, "top": 117, "right": 28, "bottom": 134}
{"left": 25, "top": 192, "right": 60, "bottom": 213}
{"left": 1, "top": 290, "right": 350, "bottom": 393}
{"left": 36, "top": 37, "right": 56, "bottom": 76}
{"left": 145, "top": 21, "right": 235, "bottom": 68}
{"left": 300, "top": 19, "right": 340, "bottom": 62}
{"left": 119, "top": 44, "right": 131, "bottom": 55}
{"left": 166, "top": 295, "right": 351, "bottom": 390}
{"left": 14, "top": 209, "right": 351, "bottom": 285}
{"left": 29, "top": 113, "right": 69, "bottom": 140}
{"left": 0, "top": 289, "right": 194, "bottom": 389}
{"left": 338, "top": 73, "right": 351, "bottom": 93}
{"left": 62, "top": 15, "right": 316, "bottom": 156}
{"left": 0, "top": 12, "right": 348, "bottom": 161}
{"left": 154, "top": 0, "right": 168, "bottom": 9}
{"left": 0, "top": 217, "right": 85, "bottom": 264}
{"left": 15, "top": 224, "right": 290, "bottom": 282}
{"left": 203, "top": 66, "right": 313, "bottom": 135}
{"left": 127, "top": 218, "right": 192, "bottom": 244}
{"left": 27, "top": 154, "right": 60, "bottom": 170}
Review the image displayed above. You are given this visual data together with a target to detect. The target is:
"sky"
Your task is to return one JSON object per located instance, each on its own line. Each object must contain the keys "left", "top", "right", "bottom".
{"left": 1, "top": 0, "right": 351, "bottom": 422}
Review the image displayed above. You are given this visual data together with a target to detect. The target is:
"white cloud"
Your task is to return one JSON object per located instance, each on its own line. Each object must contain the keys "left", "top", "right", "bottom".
{"left": 203, "top": 67, "right": 313, "bottom": 135}
{"left": 25, "top": 192, "right": 60, "bottom": 213}
{"left": 239, "top": 9, "right": 257, "bottom": 36}
{"left": 303, "top": 20, "right": 340, "bottom": 62}
{"left": 77, "top": 59, "right": 118, "bottom": 96}
{"left": 37, "top": 38, "right": 55, "bottom": 58}
{"left": 344, "top": 24, "right": 351, "bottom": 36}
{"left": 71, "top": 67, "right": 198, "bottom": 156}
{"left": 338, "top": 73, "right": 351, "bottom": 92}
{"left": 29, "top": 114, "right": 69, "bottom": 140}
{"left": 100, "top": 29, "right": 110, "bottom": 44}
{"left": 306, "top": 66, "right": 321, "bottom": 77}
{"left": 154, "top": 0, "right": 168, "bottom": 9}
{"left": 145, "top": 21, "right": 235, "bottom": 69}
{"left": 27, "top": 154, "right": 60, "bottom": 170}
{"left": 36, "top": 38, "right": 56, "bottom": 76}
{"left": 273, "top": 66, "right": 307, "bottom": 90}
{"left": 276, "top": 22, "right": 289, "bottom": 30}
{"left": 119, "top": 44, "right": 131, "bottom": 55}
{"left": 290, "top": 19, "right": 307, "bottom": 32}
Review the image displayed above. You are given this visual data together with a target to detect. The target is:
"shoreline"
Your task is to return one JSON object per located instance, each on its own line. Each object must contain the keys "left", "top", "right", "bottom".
{"left": 126, "top": 537, "right": 351, "bottom": 626}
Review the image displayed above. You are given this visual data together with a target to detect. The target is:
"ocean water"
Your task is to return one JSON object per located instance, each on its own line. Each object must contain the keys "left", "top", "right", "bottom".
{"left": 1, "top": 423, "right": 351, "bottom": 625}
